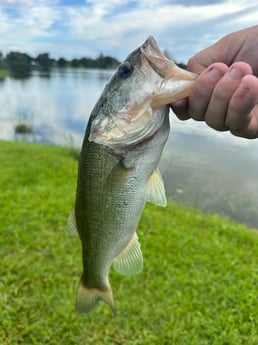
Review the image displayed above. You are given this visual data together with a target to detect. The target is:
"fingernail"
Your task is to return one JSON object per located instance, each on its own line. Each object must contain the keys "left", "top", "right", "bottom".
{"left": 228, "top": 67, "right": 243, "bottom": 80}
{"left": 206, "top": 67, "right": 223, "bottom": 81}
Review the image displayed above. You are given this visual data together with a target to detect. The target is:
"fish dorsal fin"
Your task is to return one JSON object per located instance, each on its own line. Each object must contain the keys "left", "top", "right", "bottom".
{"left": 67, "top": 208, "right": 79, "bottom": 236}
{"left": 145, "top": 168, "right": 167, "bottom": 207}
{"left": 113, "top": 232, "right": 143, "bottom": 275}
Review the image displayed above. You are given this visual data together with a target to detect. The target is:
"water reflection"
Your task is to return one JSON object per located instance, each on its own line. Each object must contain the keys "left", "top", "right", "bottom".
{"left": 1, "top": 68, "right": 258, "bottom": 229}
{"left": 160, "top": 123, "right": 258, "bottom": 229}
{"left": 0, "top": 68, "right": 114, "bottom": 145}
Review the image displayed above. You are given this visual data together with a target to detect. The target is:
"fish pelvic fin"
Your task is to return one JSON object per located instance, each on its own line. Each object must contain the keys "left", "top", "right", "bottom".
{"left": 76, "top": 277, "right": 116, "bottom": 315}
{"left": 145, "top": 168, "right": 167, "bottom": 207}
{"left": 113, "top": 232, "right": 143, "bottom": 275}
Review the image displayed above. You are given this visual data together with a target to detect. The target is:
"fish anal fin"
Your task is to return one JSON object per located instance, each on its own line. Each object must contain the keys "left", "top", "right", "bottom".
{"left": 145, "top": 168, "right": 167, "bottom": 207}
{"left": 113, "top": 232, "right": 143, "bottom": 275}
{"left": 76, "top": 278, "right": 116, "bottom": 315}
{"left": 67, "top": 208, "right": 79, "bottom": 236}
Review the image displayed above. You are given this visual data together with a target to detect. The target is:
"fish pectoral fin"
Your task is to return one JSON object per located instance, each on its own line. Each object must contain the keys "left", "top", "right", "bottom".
{"left": 113, "top": 232, "right": 143, "bottom": 275}
{"left": 145, "top": 168, "right": 167, "bottom": 207}
{"left": 66, "top": 208, "right": 79, "bottom": 236}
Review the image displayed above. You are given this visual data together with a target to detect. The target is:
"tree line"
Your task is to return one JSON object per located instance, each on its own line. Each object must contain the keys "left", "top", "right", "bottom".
{"left": 0, "top": 50, "right": 187, "bottom": 79}
{"left": 0, "top": 51, "right": 121, "bottom": 78}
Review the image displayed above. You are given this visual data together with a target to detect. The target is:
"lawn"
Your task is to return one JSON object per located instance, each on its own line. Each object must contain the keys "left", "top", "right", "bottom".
{"left": 0, "top": 140, "right": 257, "bottom": 345}
{"left": 0, "top": 69, "right": 9, "bottom": 79}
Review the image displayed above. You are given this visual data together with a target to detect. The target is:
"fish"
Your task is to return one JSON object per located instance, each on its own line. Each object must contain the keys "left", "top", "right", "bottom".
{"left": 67, "top": 36, "right": 197, "bottom": 315}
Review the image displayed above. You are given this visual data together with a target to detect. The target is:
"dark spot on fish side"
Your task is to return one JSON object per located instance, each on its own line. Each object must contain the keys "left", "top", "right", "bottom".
{"left": 117, "top": 61, "right": 134, "bottom": 79}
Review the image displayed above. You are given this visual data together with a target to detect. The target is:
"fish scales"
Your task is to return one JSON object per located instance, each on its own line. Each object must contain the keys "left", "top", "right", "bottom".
{"left": 67, "top": 36, "right": 197, "bottom": 315}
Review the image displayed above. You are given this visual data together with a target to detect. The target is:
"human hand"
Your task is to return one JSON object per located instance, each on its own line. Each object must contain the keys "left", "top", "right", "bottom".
{"left": 171, "top": 26, "right": 258, "bottom": 138}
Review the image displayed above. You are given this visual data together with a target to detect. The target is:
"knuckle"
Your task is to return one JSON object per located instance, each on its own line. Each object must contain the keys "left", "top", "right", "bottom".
{"left": 205, "top": 114, "right": 227, "bottom": 131}
{"left": 213, "top": 87, "right": 230, "bottom": 103}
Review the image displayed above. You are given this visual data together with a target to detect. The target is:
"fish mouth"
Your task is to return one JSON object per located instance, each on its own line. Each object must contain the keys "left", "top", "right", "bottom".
{"left": 89, "top": 36, "right": 198, "bottom": 151}
{"left": 141, "top": 35, "right": 196, "bottom": 80}
{"left": 140, "top": 36, "right": 172, "bottom": 78}
{"left": 141, "top": 36, "right": 198, "bottom": 107}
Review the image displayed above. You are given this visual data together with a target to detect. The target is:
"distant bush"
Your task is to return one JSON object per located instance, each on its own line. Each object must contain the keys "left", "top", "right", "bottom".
{"left": 2, "top": 50, "right": 120, "bottom": 77}
{"left": 0, "top": 48, "right": 187, "bottom": 79}
{"left": 6, "top": 52, "right": 32, "bottom": 78}
{"left": 14, "top": 123, "right": 33, "bottom": 134}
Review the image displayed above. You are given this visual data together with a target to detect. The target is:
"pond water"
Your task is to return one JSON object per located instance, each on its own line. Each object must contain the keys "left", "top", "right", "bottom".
{"left": 1, "top": 68, "right": 258, "bottom": 229}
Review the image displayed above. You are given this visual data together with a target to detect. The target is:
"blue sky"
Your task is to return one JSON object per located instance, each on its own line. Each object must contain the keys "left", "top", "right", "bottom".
{"left": 0, "top": 0, "right": 257, "bottom": 63}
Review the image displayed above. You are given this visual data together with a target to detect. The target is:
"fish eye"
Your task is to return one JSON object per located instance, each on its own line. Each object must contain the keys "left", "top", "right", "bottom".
{"left": 117, "top": 62, "right": 133, "bottom": 78}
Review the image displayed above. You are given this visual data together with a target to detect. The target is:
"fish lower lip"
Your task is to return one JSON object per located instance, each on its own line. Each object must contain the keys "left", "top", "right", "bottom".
{"left": 88, "top": 132, "right": 112, "bottom": 147}
{"left": 88, "top": 127, "right": 101, "bottom": 142}
{"left": 88, "top": 133, "right": 96, "bottom": 142}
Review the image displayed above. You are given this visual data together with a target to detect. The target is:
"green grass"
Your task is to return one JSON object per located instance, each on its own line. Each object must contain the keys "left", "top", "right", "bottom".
{"left": 0, "top": 140, "right": 257, "bottom": 345}
{"left": 0, "top": 69, "right": 9, "bottom": 79}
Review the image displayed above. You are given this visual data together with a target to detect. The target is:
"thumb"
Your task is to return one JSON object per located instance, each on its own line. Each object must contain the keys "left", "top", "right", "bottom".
{"left": 187, "top": 46, "right": 219, "bottom": 75}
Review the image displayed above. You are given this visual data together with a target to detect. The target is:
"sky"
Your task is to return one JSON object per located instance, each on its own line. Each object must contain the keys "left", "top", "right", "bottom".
{"left": 0, "top": 0, "right": 257, "bottom": 63}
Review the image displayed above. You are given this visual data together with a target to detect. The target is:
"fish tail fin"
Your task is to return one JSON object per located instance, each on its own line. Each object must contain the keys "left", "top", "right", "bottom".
{"left": 76, "top": 277, "right": 116, "bottom": 315}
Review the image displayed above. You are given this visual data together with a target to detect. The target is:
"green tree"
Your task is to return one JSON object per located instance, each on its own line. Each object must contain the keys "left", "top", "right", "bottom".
{"left": 35, "top": 53, "right": 52, "bottom": 70}
{"left": 95, "top": 54, "right": 120, "bottom": 69}
{"left": 0, "top": 51, "right": 8, "bottom": 69}
{"left": 57, "top": 57, "right": 68, "bottom": 68}
{"left": 80, "top": 57, "right": 94, "bottom": 68}
{"left": 70, "top": 58, "right": 81, "bottom": 68}
{"left": 6, "top": 52, "right": 32, "bottom": 78}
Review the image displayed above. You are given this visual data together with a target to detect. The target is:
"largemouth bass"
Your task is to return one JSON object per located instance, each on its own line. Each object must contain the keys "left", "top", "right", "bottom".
{"left": 67, "top": 36, "right": 197, "bottom": 315}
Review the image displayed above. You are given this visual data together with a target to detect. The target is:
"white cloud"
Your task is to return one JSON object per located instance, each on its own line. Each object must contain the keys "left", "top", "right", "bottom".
{"left": 0, "top": 0, "right": 57, "bottom": 6}
{"left": 0, "top": 3, "right": 61, "bottom": 55}
{"left": 18, "top": 5, "right": 61, "bottom": 35}
{"left": 59, "top": 0, "right": 258, "bottom": 61}
{"left": 0, "top": 0, "right": 257, "bottom": 61}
